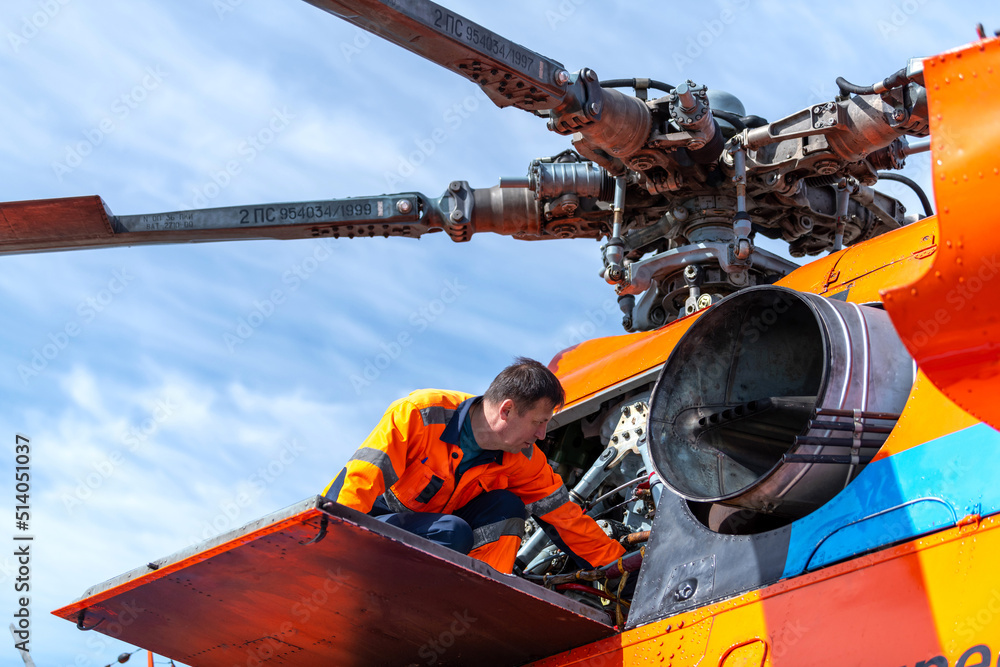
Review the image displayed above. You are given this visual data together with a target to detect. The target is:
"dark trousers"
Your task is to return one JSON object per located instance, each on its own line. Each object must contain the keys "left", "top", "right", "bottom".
{"left": 371, "top": 489, "right": 526, "bottom": 554}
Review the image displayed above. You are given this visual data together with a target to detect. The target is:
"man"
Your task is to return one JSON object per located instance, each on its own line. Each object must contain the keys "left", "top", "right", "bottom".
{"left": 323, "top": 357, "right": 625, "bottom": 574}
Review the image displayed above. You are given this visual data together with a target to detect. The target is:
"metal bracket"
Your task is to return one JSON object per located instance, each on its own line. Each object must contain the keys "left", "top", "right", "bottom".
{"left": 606, "top": 401, "right": 649, "bottom": 469}
{"left": 441, "top": 181, "right": 474, "bottom": 241}
{"left": 548, "top": 69, "right": 604, "bottom": 134}
{"left": 850, "top": 409, "right": 864, "bottom": 466}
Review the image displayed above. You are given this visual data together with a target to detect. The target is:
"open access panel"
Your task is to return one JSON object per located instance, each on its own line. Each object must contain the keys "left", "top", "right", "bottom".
{"left": 53, "top": 497, "right": 615, "bottom": 666}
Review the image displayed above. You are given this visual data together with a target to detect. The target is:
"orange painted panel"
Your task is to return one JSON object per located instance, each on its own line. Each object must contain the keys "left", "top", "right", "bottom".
{"left": 782, "top": 217, "right": 940, "bottom": 305}
{"left": 532, "top": 516, "right": 1000, "bottom": 666}
{"left": 551, "top": 312, "right": 701, "bottom": 409}
{"left": 874, "top": 369, "right": 978, "bottom": 460}
{"left": 883, "top": 37, "right": 1000, "bottom": 431}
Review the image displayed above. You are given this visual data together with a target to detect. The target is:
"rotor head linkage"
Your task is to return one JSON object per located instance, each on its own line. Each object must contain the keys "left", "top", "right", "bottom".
{"left": 603, "top": 176, "right": 628, "bottom": 285}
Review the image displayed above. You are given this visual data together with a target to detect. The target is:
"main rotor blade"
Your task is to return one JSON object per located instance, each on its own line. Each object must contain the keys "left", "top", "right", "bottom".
{"left": 0, "top": 182, "right": 567, "bottom": 254}
{"left": 303, "top": 0, "right": 568, "bottom": 110}
{"left": 0, "top": 195, "right": 429, "bottom": 255}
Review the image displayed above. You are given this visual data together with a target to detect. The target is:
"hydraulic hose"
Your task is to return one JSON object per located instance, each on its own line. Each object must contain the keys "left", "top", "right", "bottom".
{"left": 600, "top": 78, "right": 675, "bottom": 94}
{"left": 836, "top": 67, "right": 910, "bottom": 96}
{"left": 877, "top": 172, "right": 934, "bottom": 217}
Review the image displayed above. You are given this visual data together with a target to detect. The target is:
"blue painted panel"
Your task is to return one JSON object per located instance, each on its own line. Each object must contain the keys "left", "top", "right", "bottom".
{"left": 782, "top": 423, "right": 1000, "bottom": 577}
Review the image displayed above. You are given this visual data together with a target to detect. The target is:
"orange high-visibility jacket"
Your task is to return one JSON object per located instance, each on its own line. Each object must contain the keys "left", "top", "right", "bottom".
{"left": 323, "top": 388, "right": 625, "bottom": 569}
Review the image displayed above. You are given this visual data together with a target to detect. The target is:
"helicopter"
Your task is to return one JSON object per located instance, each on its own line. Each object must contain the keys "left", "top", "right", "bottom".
{"left": 4, "top": 0, "right": 999, "bottom": 665}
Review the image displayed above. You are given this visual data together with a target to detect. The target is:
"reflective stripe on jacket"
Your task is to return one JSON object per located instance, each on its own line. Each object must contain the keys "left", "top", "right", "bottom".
{"left": 323, "top": 388, "right": 625, "bottom": 569}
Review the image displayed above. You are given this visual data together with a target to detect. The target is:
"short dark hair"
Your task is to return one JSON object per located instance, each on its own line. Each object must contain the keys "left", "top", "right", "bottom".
{"left": 484, "top": 357, "right": 565, "bottom": 414}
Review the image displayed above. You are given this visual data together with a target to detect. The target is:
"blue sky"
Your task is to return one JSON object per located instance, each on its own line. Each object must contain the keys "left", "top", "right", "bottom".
{"left": 1, "top": 1, "right": 996, "bottom": 665}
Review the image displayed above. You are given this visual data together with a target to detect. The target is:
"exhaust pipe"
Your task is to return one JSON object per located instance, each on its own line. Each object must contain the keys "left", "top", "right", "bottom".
{"left": 647, "top": 286, "right": 914, "bottom": 518}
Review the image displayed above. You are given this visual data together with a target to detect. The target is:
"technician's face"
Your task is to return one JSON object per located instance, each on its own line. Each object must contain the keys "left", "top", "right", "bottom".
{"left": 497, "top": 399, "right": 555, "bottom": 453}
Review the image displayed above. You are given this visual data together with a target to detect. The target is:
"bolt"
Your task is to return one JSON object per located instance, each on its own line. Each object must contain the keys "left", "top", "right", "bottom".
{"left": 814, "top": 121, "right": 824, "bottom": 129}
{"left": 588, "top": 101, "right": 601, "bottom": 115}
{"left": 449, "top": 181, "right": 462, "bottom": 192}
{"left": 395, "top": 199, "right": 412, "bottom": 214}
{"left": 555, "top": 69, "right": 570, "bottom": 85}
{"left": 893, "top": 109, "right": 906, "bottom": 121}
{"left": 674, "top": 581, "right": 695, "bottom": 601}
{"left": 826, "top": 118, "right": 836, "bottom": 127}
{"left": 450, "top": 209, "right": 463, "bottom": 222}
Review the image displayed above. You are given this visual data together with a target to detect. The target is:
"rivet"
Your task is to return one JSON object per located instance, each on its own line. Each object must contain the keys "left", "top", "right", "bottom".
{"left": 911, "top": 288, "right": 918, "bottom": 296}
